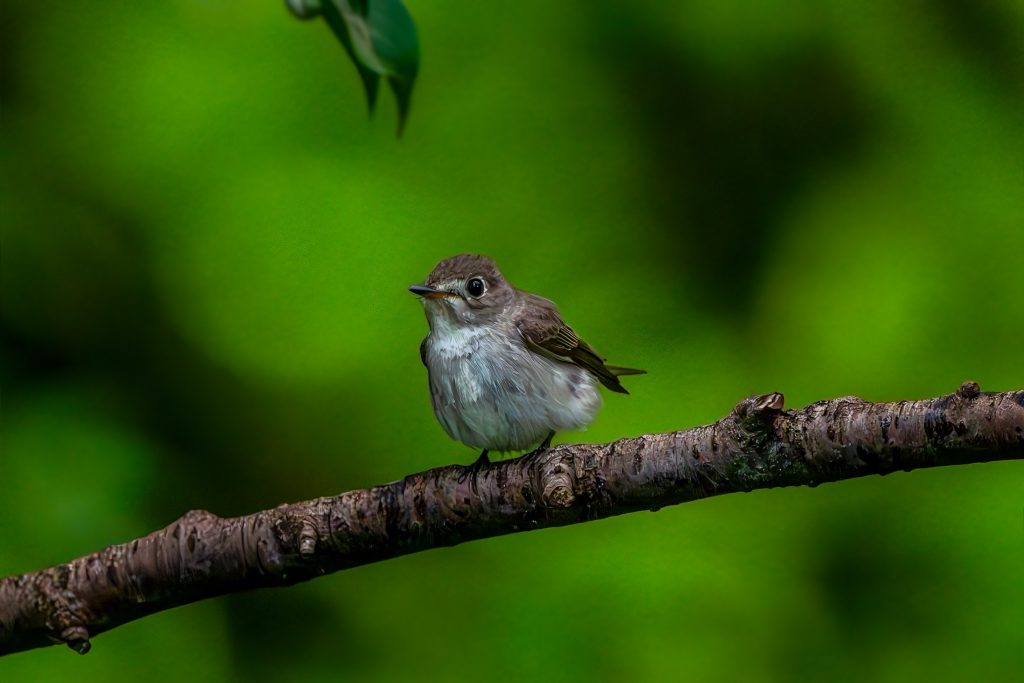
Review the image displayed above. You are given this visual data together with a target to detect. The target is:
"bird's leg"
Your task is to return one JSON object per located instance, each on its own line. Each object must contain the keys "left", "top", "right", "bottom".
{"left": 523, "top": 431, "right": 556, "bottom": 458}
{"left": 473, "top": 449, "right": 490, "bottom": 467}
{"left": 458, "top": 449, "right": 489, "bottom": 483}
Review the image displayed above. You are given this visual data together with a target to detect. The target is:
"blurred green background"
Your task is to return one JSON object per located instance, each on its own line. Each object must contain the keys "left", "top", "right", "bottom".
{"left": 2, "top": 1, "right": 1023, "bottom": 681}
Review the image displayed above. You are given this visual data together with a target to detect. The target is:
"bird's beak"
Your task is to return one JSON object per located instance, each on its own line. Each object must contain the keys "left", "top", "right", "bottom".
{"left": 408, "top": 284, "right": 449, "bottom": 299}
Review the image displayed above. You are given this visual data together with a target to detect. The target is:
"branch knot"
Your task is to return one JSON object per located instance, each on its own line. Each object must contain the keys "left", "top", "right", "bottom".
{"left": 539, "top": 453, "right": 577, "bottom": 509}
{"left": 733, "top": 392, "right": 785, "bottom": 432}
{"left": 60, "top": 626, "right": 91, "bottom": 655}
{"left": 957, "top": 381, "right": 981, "bottom": 399}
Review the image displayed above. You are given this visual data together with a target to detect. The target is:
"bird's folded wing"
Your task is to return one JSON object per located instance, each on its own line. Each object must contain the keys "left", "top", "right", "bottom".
{"left": 515, "top": 294, "right": 633, "bottom": 394}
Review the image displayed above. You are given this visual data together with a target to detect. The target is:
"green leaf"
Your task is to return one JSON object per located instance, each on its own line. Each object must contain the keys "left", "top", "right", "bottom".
{"left": 285, "top": 0, "right": 325, "bottom": 20}
{"left": 362, "top": 0, "right": 418, "bottom": 135}
{"left": 321, "top": 2, "right": 382, "bottom": 114}
{"left": 295, "top": 0, "right": 419, "bottom": 135}
{"left": 387, "top": 74, "right": 413, "bottom": 137}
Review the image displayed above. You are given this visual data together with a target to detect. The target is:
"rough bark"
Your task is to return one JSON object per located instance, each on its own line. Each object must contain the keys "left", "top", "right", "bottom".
{"left": 2, "top": 382, "right": 1021, "bottom": 656}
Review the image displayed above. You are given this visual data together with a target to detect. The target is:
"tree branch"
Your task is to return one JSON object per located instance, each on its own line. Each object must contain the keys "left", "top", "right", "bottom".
{"left": 2, "top": 382, "right": 1021, "bottom": 656}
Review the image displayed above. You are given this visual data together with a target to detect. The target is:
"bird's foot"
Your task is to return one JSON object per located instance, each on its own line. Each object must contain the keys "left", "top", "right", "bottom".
{"left": 522, "top": 431, "right": 555, "bottom": 459}
{"left": 457, "top": 450, "right": 490, "bottom": 483}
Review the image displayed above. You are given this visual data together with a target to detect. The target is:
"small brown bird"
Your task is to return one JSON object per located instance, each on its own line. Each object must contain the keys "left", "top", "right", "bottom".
{"left": 410, "top": 254, "right": 644, "bottom": 463}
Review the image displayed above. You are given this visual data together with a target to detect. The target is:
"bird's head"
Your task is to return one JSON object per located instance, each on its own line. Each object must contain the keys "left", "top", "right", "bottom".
{"left": 409, "top": 254, "right": 515, "bottom": 330}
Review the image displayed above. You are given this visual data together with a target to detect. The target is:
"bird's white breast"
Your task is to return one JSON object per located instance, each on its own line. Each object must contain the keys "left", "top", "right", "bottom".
{"left": 427, "top": 319, "right": 490, "bottom": 403}
{"left": 422, "top": 321, "right": 602, "bottom": 452}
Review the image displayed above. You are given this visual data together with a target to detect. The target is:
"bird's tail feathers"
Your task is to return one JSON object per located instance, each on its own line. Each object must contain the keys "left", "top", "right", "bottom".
{"left": 606, "top": 365, "right": 646, "bottom": 377}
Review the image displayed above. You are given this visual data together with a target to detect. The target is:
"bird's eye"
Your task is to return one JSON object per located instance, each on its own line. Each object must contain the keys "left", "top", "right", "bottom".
{"left": 466, "top": 277, "right": 486, "bottom": 297}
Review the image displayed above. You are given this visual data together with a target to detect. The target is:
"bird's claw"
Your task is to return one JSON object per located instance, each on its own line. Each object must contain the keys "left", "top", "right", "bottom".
{"left": 457, "top": 450, "right": 490, "bottom": 484}
{"left": 522, "top": 431, "right": 555, "bottom": 459}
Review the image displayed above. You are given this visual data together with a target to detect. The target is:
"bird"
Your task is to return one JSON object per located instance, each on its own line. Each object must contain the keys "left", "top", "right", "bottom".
{"left": 409, "top": 253, "right": 644, "bottom": 465}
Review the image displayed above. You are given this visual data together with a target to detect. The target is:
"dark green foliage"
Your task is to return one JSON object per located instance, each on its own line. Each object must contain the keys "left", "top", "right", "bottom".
{"left": 289, "top": 0, "right": 419, "bottom": 134}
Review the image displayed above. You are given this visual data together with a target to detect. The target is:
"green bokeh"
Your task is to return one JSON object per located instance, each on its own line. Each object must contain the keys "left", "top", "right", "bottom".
{"left": 2, "top": 1, "right": 1022, "bottom": 681}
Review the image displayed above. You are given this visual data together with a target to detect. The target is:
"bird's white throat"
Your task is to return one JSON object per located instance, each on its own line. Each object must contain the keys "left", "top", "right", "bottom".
{"left": 426, "top": 316, "right": 492, "bottom": 360}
